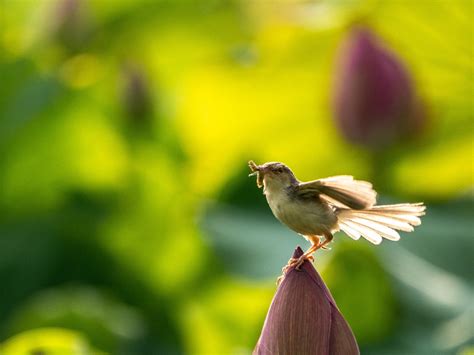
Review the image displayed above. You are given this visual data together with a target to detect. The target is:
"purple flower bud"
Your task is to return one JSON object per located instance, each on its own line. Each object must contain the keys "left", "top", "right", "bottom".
{"left": 254, "top": 247, "right": 359, "bottom": 355}
{"left": 121, "top": 64, "right": 154, "bottom": 124}
{"left": 52, "top": 0, "right": 91, "bottom": 51}
{"left": 332, "top": 27, "right": 425, "bottom": 148}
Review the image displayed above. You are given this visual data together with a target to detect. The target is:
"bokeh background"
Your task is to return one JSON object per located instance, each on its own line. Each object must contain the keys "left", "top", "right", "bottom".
{"left": 0, "top": 0, "right": 472, "bottom": 354}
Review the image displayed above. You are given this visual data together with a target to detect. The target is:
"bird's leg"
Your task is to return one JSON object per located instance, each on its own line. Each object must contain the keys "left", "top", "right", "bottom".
{"left": 277, "top": 242, "right": 318, "bottom": 285}
{"left": 288, "top": 233, "right": 334, "bottom": 269}
{"left": 318, "top": 232, "right": 334, "bottom": 250}
{"left": 277, "top": 248, "right": 313, "bottom": 284}
{"left": 281, "top": 236, "right": 320, "bottom": 273}
{"left": 292, "top": 242, "right": 320, "bottom": 270}
{"left": 277, "top": 234, "right": 335, "bottom": 284}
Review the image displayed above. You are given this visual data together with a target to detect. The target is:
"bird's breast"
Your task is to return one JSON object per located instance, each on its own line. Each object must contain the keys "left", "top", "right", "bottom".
{"left": 265, "top": 189, "right": 337, "bottom": 236}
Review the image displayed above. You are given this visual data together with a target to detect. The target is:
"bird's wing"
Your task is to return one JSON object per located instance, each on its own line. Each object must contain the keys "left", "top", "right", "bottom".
{"left": 296, "top": 175, "right": 377, "bottom": 210}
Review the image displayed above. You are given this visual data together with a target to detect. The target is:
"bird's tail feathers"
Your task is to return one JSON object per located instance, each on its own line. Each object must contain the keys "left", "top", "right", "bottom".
{"left": 336, "top": 203, "right": 425, "bottom": 244}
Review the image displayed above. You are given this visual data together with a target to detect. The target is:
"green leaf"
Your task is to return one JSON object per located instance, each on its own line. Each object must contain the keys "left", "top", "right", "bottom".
{"left": 0, "top": 327, "right": 104, "bottom": 355}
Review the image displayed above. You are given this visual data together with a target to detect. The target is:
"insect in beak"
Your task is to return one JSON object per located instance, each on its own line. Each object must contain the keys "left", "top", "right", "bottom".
{"left": 248, "top": 160, "right": 260, "bottom": 176}
{"left": 248, "top": 160, "right": 264, "bottom": 188}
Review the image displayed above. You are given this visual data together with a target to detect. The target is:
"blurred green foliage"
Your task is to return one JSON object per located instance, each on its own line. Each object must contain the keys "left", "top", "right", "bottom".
{"left": 1, "top": 327, "right": 104, "bottom": 355}
{"left": 0, "top": 0, "right": 472, "bottom": 354}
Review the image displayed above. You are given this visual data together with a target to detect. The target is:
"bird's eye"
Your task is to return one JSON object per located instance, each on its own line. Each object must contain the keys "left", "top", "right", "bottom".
{"left": 275, "top": 167, "right": 284, "bottom": 173}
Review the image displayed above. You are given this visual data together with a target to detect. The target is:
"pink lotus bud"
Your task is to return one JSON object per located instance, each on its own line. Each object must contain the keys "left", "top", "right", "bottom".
{"left": 52, "top": 0, "right": 91, "bottom": 51}
{"left": 121, "top": 64, "right": 154, "bottom": 124}
{"left": 332, "top": 27, "right": 425, "bottom": 148}
{"left": 254, "top": 247, "right": 359, "bottom": 355}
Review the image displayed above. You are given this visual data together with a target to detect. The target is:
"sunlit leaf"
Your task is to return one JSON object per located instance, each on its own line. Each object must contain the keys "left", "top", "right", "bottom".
{"left": 179, "top": 277, "right": 273, "bottom": 354}
{"left": 0, "top": 327, "right": 103, "bottom": 355}
{"left": 4, "top": 285, "right": 145, "bottom": 353}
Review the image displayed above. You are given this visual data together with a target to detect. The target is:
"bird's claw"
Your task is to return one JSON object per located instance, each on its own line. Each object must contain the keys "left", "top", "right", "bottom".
{"left": 277, "top": 254, "right": 314, "bottom": 285}
{"left": 284, "top": 254, "right": 314, "bottom": 270}
{"left": 294, "top": 254, "right": 314, "bottom": 269}
{"left": 281, "top": 257, "right": 297, "bottom": 274}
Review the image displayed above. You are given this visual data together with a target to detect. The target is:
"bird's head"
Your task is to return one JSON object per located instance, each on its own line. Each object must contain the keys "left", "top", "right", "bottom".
{"left": 248, "top": 161, "right": 298, "bottom": 191}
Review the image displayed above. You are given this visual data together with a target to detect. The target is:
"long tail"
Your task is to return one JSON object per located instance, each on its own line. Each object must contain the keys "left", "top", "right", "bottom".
{"left": 336, "top": 203, "right": 426, "bottom": 244}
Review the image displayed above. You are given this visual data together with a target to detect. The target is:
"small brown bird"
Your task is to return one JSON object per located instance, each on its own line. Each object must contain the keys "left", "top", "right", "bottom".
{"left": 248, "top": 161, "right": 425, "bottom": 269}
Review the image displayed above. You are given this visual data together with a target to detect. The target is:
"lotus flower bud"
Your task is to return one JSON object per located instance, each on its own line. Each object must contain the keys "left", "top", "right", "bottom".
{"left": 332, "top": 27, "right": 425, "bottom": 148}
{"left": 52, "top": 0, "right": 91, "bottom": 52}
{"left": 254, "top": 247, "right": 359, "bottom": 355}
{"left": 121, "top": 64, "right": 154, "bottom": 125}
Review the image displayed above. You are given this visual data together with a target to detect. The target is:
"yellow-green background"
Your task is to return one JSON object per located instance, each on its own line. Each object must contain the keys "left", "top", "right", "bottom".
{"left": 0, "top": 0, "right": 472, "bottom": 354}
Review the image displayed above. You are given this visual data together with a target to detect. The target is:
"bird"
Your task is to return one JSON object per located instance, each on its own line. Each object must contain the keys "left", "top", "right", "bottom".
{"left": 248, "top": 160, "right": 425, "bottom": 270}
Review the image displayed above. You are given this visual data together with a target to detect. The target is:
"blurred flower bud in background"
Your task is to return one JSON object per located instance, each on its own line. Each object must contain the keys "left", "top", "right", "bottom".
{"left": 121, "top": 63, "right": 154, "bottom": 128}
{"left": 52, "top": 0, "right": 92, "bottom": 52}
{"left": 254, "top": 247, "right": 359, "bottom": 355}
{"left": 332, "top": 26, "right": 426, "bottom": 149}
